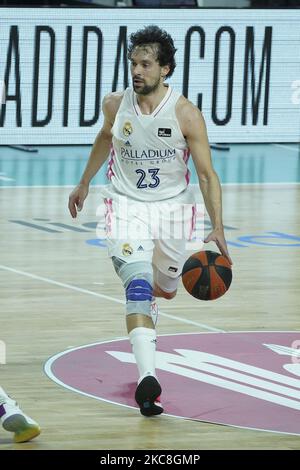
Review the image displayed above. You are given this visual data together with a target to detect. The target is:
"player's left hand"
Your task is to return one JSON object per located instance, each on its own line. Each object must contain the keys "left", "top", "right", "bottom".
{"left": 204, "top": 228, "right": 233, "bottom": 265}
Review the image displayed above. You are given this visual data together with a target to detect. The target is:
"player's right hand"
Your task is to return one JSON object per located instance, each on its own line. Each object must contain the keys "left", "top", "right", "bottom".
{"left": 68, "top": 183, "right": 89, "bottom": 218}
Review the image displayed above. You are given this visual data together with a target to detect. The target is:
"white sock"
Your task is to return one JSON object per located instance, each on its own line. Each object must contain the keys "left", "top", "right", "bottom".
{"left": 129, "top": 327, "right": 157, "bottom": 383}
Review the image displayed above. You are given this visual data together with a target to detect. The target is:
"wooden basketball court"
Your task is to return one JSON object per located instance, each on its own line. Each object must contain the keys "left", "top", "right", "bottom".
{"left": 0, "top": 143, "right": 300, "bottom": 449}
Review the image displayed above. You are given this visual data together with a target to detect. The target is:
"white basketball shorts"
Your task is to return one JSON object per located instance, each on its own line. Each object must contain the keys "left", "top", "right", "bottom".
{"left": 98, "top": 184, "right": 197, "bottom": 291}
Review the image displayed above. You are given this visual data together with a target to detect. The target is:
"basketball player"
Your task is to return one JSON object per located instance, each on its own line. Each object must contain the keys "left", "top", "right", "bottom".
{"left": 0, "top": 385, "right": 40, "bottom": 443}
{"left": 69, "top": 25, "right": 232, "bottom": 417}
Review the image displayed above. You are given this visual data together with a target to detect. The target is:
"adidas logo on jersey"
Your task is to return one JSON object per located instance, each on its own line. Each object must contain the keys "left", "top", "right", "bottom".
{"left": 137, "top": 245, "right": 144, "bottom": 251}
{"left": 124, "top": 140, "right": 131, "bottom": 147}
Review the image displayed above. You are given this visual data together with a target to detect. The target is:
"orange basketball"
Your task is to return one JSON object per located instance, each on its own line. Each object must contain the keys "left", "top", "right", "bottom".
{"left": 182, "top": 250, "right": 232, "bottom": 301}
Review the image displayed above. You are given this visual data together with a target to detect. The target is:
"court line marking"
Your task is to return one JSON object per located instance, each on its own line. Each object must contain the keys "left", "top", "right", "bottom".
{"left": 273, "top": 144, "right": 300, "bottom": 153}
{"left": 0, "top": 264, "right": 224, "bottom": 333}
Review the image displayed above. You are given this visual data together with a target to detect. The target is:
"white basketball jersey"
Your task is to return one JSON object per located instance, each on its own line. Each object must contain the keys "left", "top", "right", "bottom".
{"left": 107, "top": 86, "right": 191, "bottom": 201}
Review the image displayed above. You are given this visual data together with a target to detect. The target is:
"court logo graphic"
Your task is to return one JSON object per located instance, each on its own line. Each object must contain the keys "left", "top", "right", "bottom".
{"left": 45, "top": 332, "right": 300, "bottom": 435}
{"left": 123, "top": 122, "right": 133, "bottom": 136}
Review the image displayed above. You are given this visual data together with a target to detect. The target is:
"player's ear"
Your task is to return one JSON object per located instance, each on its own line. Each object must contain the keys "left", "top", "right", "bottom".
{"left": 161, "top": 64, "right": 170, "bottom": 78}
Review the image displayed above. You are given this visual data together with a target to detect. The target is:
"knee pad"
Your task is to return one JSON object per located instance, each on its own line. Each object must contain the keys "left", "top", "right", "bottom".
{"left": 126, "top": 276, "right": 153, "bottom": 302}
{"left": 112, "top": 258, "right": 153, "bottom": 317}
{"left": 125, "top": 271, "right": 153, "bottom": 317}
{"left": 126, "top": 276, "right": 153, "bottom": 316}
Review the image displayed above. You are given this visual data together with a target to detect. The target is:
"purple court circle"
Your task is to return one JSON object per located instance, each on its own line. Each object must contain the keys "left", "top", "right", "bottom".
{"left": 44, "top": 332, "right": 300, "bottom": 435}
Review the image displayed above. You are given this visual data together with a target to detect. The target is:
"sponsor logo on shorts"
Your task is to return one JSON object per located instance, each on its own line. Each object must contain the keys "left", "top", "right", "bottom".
{"left": 122, "top": 243, "right": 133, "bottom": 256}
{"left": 168, "top": 266, "right": 178, "bottom": 273}
{"left": 158, "top": 128, "right": 172, "bottom": 137}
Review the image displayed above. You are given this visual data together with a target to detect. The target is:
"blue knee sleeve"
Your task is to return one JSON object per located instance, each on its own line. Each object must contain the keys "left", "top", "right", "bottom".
{"left": 126, "top": 279, "right": 153, "bottom": 302}
{"left": 126, "top": 278, "right": 153, "bottom": 316}
{"left": 110, "top": 258, "right": 153, "bottom": 316}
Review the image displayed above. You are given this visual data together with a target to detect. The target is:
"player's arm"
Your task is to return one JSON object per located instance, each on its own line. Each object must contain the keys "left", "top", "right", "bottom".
{"left": 68, "top": 93, "right": 120, "bottom": 218}
{"left": 178, "top": 99, "right": 232, "bottom": 264}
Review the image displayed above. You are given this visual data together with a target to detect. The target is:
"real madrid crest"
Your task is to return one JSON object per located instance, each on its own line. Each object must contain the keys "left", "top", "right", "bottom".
{"left": 123, "top": 122, "right": 133, "bottom": 137}
{"left": 122, "top": 243, "right": 133, "bottom": 256}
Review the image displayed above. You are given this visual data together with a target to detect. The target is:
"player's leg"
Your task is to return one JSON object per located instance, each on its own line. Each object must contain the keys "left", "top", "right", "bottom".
{"left": 153, "top": 267, "right": 178, "bottom": 299}
{"left": 152, "top": 190, "right": 196, "bottom": 302}
{"left": 103, "top": 192, "right": 163, "bottom": 415}
{"left": 111, "top": 254, "right": 163, "bottom": 416}
{"left": 0, "top": 385, "right": 40, "bottom": 443}
{"left": 152, "top": 236, "right": 186, "bottom": 303}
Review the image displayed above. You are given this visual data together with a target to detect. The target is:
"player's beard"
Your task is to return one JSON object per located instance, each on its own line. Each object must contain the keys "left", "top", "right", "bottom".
{"left": 133, "top": 76, "right": 161, "bottom": 95}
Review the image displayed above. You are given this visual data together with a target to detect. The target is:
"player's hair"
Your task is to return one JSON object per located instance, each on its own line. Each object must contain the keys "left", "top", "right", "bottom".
{"left": 128, "top": 25, "right": 177, "bottom": 78}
